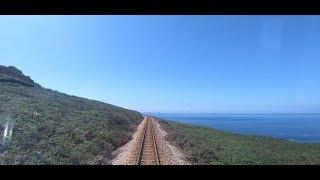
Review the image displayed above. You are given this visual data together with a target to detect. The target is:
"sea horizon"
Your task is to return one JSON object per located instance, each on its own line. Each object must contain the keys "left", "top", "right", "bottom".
{"left": 147, "top": 112, "right": 320, "bottom": 114}
{"left": 149, "top": 112, "right": 320, "bottom": 143}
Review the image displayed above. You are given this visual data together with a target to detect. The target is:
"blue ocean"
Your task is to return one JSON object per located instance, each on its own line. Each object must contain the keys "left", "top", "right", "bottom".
{"left": 151, "top": 113, "right": 320, "bottom": 143}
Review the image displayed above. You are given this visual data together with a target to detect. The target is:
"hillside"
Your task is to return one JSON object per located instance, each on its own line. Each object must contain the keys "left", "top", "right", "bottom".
{"left": 0, "top": 65, "right": 143, "bottom": 165}
{"left": 159, "top": 119, "right": 320, "bottom": 165}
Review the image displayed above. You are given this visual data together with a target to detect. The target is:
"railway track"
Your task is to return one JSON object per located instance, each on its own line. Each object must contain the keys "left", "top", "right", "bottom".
{"left": 136, "top": 117, "right": 161, "bottom": 165}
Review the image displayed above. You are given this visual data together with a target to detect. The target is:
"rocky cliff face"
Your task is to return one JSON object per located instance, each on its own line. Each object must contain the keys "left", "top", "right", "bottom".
{"left": 0, "top": 65, "right": 40, "bottom": 87}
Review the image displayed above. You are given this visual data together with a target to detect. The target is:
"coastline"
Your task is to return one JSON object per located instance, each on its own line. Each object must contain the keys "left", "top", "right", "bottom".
{"left": 151, "top": 113, "right": 320, "bottom": 144}
{"left": 158, "top": 118, "right": 320, "bottom": 165}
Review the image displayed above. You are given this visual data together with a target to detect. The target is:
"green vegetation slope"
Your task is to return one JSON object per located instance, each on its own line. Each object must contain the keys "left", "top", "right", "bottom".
{"left": 159, "top": 119, "right": 320, "bottom": 165}
{"left": 0, "top": 65, "right": 143, "bottom": 165}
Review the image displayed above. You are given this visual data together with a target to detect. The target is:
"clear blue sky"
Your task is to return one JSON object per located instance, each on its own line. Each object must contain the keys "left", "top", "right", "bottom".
{"left": 1, "top": 15, "right": 320, "bottom": 113}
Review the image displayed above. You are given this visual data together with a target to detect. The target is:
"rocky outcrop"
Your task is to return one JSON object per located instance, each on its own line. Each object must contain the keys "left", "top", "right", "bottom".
{"left": 0, "top": 65, "right": 40, "bottom": 87}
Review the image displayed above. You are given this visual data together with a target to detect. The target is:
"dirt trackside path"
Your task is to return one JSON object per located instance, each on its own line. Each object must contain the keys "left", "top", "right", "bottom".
{"left": 111, "top": 116, "right": 190, "bottom": 165}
